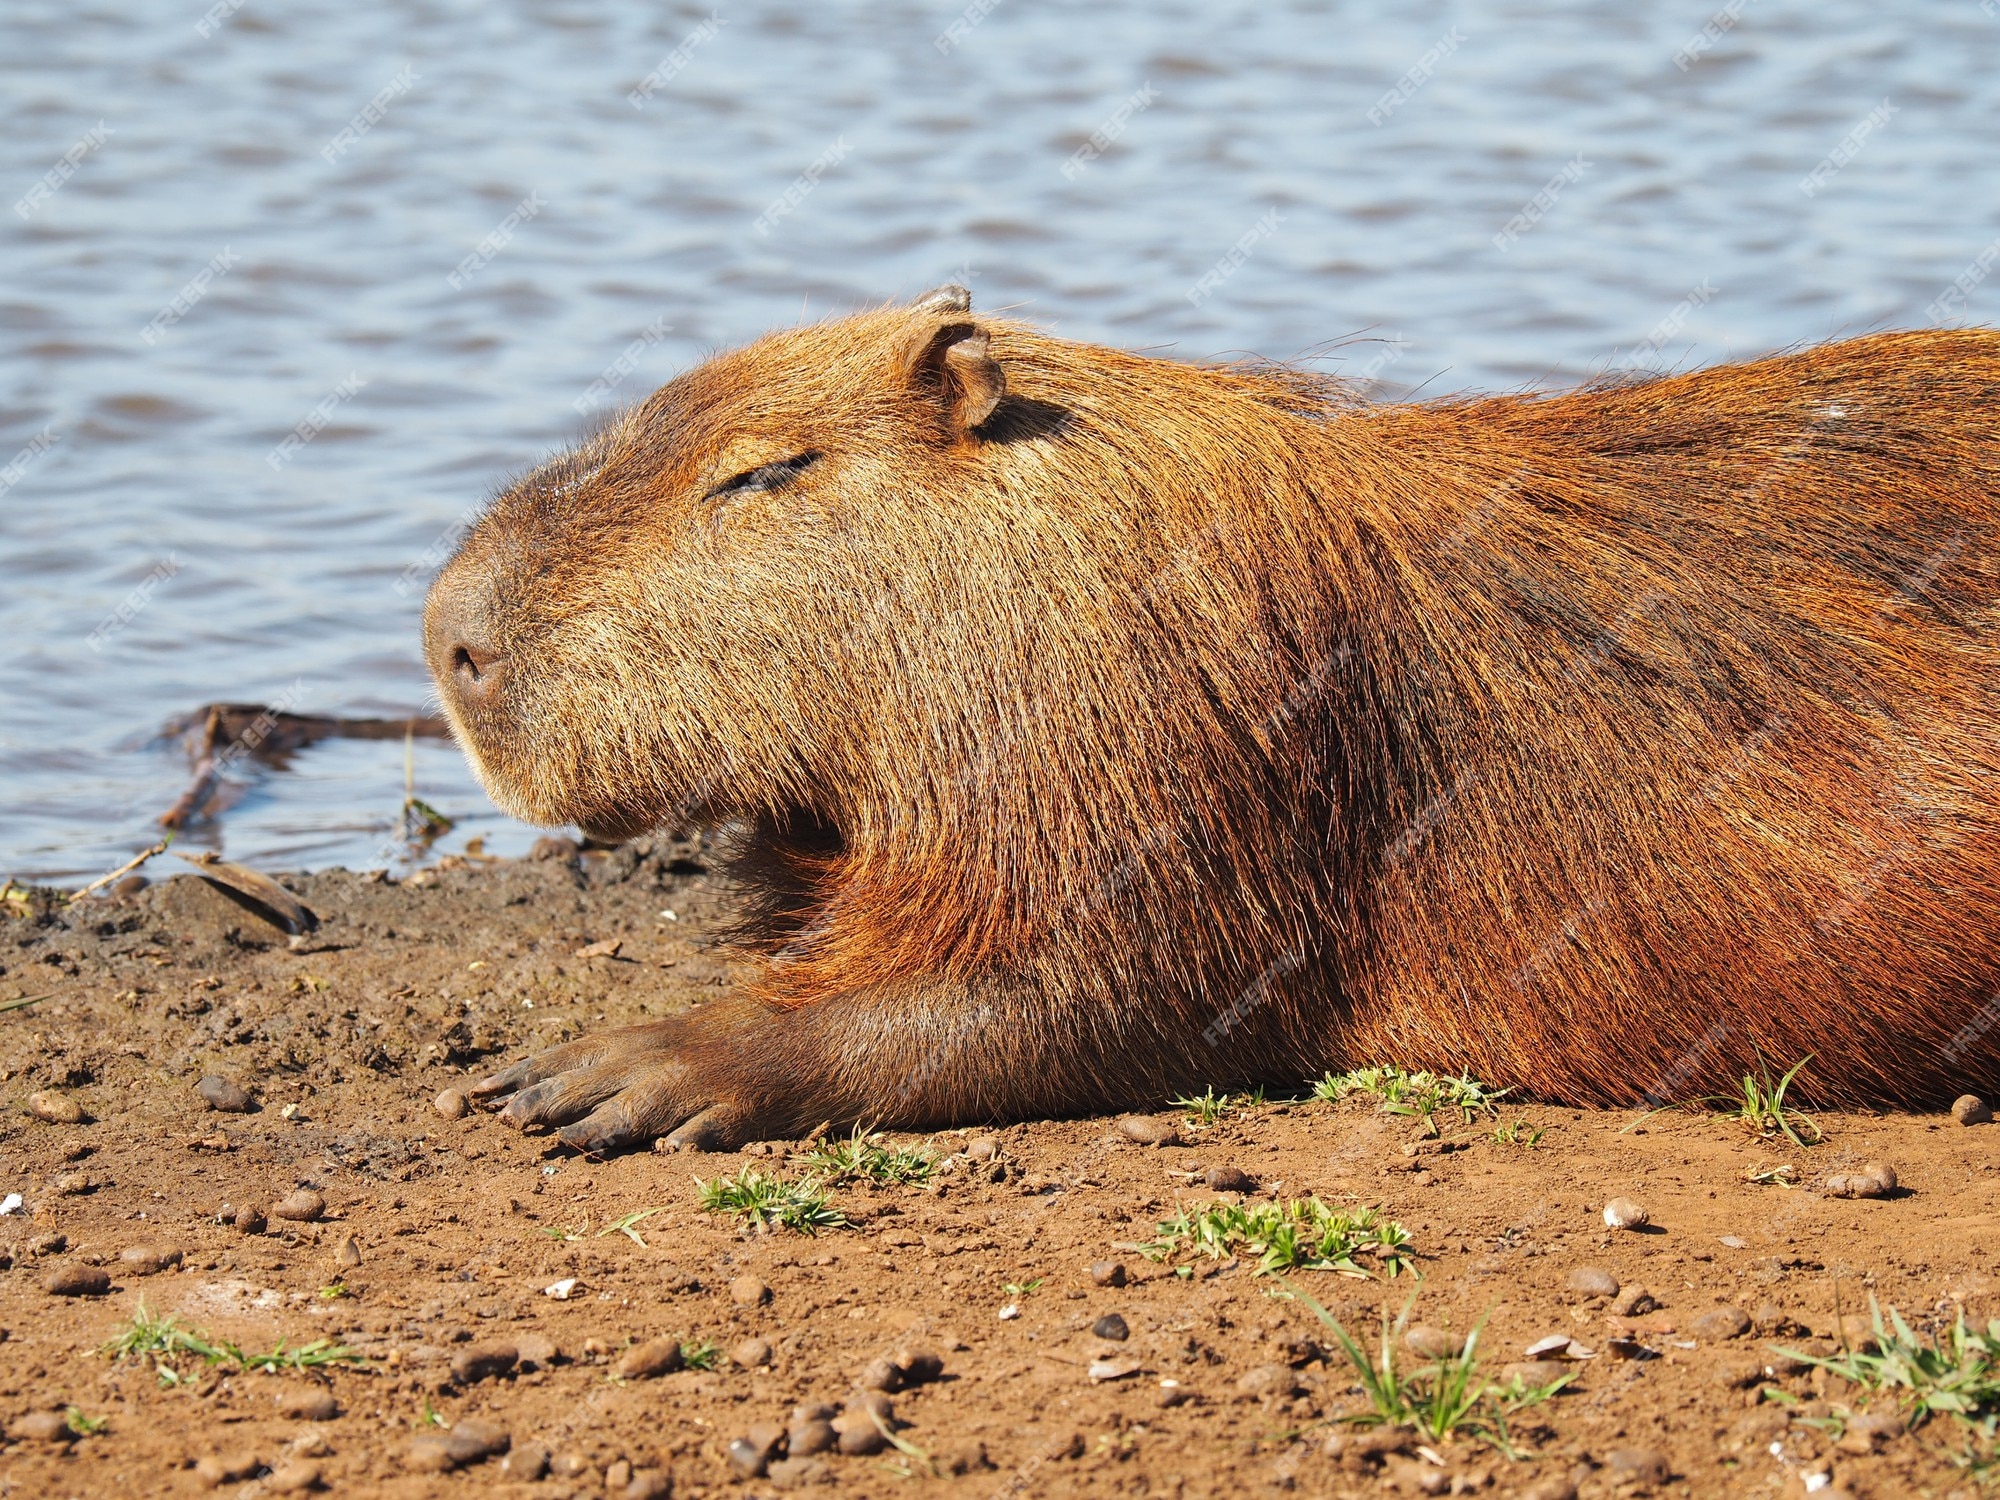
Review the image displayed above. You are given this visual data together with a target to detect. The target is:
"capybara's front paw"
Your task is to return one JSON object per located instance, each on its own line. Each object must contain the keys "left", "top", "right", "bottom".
{"left": 468, "top": 1015, "right": 764, "bottom": 1154}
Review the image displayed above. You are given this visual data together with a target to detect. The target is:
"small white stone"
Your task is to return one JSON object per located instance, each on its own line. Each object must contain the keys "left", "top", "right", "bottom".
{"left": 1602, "top": 1197, "right": 1649, "bottom": 1230}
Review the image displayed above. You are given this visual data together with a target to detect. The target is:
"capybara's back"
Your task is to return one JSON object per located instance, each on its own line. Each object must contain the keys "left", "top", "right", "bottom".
{"left": 427, "top": 287, "right": 2000, "bottom": 1151}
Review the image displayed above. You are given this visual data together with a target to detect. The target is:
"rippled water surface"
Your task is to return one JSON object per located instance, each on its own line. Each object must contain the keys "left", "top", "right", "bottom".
{"left": 3, "top": 0, "right": 1997, "bottom": 881}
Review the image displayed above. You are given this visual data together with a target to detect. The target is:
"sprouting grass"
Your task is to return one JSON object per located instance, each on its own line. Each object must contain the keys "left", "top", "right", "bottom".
{"left": 680, "top": 1340, "right": 720, "bottom": 1371}
{"left": 64, "top": 1408, "right": 107, "bottom": 1436}
{"left": 1002, "top": 1277, "right": 1045, "bottom": 1298}
{"left": 1135, "top": 1197, "right": 1414, "bottom": 1278}
{"left": 1489, "top": 1117, "right": 1545, "bottom": 1147}
{"left": 799, "top": 1129, "right": 936, "bottom": 1186}
{"left": 1776, "top": 1297, "right": 2000, "bottom": 1435}
{"left": 696, "top": 1167, "right": 848, "bottom": 1234}
{"left": 1709, "top": 1053, "right": 1821, "bottom": 1148}
{"left": 598, "top": 1207, "right": 670, "bottom": 1246}
{"left": 1314, "top": 1066, "right": 1508, "bottom": 1131}
{"left": 316, "top": 1281, "right": 352, "bottom": 1300}
{"left": 1300, "top": 1295, "right": 1570, "bottom": 1456}
{"left": 103, "top": 1303, "right": 366, "bottom": 1386}
{"left": 1745, "top": 1162, "right": 1799, "bottom": 1187}
{"left": 1171, "top": 1086, "right": 1270, "bottom": 1126}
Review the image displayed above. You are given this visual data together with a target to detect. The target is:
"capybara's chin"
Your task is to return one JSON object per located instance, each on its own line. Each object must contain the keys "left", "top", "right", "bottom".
{"left": 432, "top": 282, "right": 2000, "bottom": 1154}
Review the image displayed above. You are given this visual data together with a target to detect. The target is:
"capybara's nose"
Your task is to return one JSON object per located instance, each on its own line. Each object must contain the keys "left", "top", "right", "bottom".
{"left": 426, "top": 573, "right": 507, "bottom": 710}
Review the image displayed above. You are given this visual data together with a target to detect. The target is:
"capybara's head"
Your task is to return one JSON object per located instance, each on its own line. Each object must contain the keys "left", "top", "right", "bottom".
{"left": 426, "top": 287, "right": 1034, "bottom": 842}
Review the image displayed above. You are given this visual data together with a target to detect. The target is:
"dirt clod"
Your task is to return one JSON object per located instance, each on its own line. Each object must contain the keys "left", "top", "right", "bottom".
{"left": 1953, "top": 1093, "right": 1992, "bottom": 1125}
{"left": 1089, "top": 1260, "right": 1127, "bottom": 1287}
{"left": 1092, "top": 1312, "right": 1130, "bottom": 1342}
{"left": 1204, "top": 1165, "right": 1255, "bottom": 1192}
{"left": 118, "top": 1244, "right": 183, "bottom": 1275}
{"left": 451, "top": 1342, "right": 518, "bottom": 1384}
{"left": 197, "top": 1075, "right": 254, "bottom": 1113}
{"left": 499, "top": 1442, "right": 551, "bottom": 1480}
{"left": 613, "top": 1336, "right": 683, "bottom": 1379}
{"left": 1825, "top": 1160, "right": 1898, "bottom": 1198}
{"left": 730, "top": 1274, "right": 771, "bottom": 1305}
{"left": 271, "top": 1189, "right": 325, "bottom": 1223}
{"left": 1566, "top": 1266, "right": 1618, "bottom": 1299}
{"left": 266, "top": 1461, "right": 322, "bottom": 1493}
{"left": 1690, "top": 1306, "right": 1751, "bottom": 1340}
{"left": 7, "top": 1409, "right": 74, "bottom": 1443}
{"left": 1114, "top": 1115, "right": 1178, "bottom": 1146}
{"left": 732, "top": 1336, "right": 774, "bottom": 1368}
{"left": 43, "top": 1265, "right": 110, "bottom": 1297}
{"left": 232, "top": 1205, "right": 267, "bottom": 1234}
{"left": 434, "top": 1087, "right": 469, "bottom": 1119}
{"left": 24, "top": 1091, "right": 87, "bottom": 1125}
{"left": 195, "top": 1451, "right": 263, "bottom": 1486}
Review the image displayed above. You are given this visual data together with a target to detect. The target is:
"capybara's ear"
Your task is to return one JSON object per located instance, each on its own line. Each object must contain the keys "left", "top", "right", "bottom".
{"left": 902, "top": 318, "right": 1006, "bottom": 438}
{"left": 910, "top": 283, "right": 972, "bottom": 314}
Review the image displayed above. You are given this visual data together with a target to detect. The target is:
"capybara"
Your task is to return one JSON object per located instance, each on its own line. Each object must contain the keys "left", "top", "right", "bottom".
{"left": 425, "top": 285, "right": 2000, "bottom": 1151}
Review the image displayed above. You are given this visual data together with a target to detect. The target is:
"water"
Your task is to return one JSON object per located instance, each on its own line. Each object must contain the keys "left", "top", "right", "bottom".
{"left": 3, "top": 0, "right": 1997, "bottom": 883}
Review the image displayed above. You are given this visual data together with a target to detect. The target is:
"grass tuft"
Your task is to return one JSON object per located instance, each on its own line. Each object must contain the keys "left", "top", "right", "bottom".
{"left": 103, "top": 1302, "right": 365, "bottom": 1386}
{"left": 1708, "top": 1053, "right": 1821, "bottom": 1148}
{"left": 1776, "top": 1296, "right": 2000, "bottom": 1435}
{"left": 799, "top": 1129, "right": 937, "bottom": 1185}
{"left": 1136, "top": 1197, "right": 1414, "bottom": 1278}
{"left": 1171, "top": 1086, "right": 1269, "bottom": 1126}
{"left": 1301, "top": 1294, "right": 1570, "bottom": 1455}
{"left": 1314, "top": 1066, "right": 1508, "bottom": 1131}
{"left": 696, "top": 1168, "right": 848, "bottom": 1234}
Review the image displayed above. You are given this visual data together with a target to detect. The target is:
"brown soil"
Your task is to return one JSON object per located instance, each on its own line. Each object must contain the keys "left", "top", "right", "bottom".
{"left": 0, "top": 841, "right": 1993, "bottom": 1498}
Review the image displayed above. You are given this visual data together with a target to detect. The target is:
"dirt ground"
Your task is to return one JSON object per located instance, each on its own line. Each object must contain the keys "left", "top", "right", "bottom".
{"left": 1, "top": 839, "right": 1996, "bottom": 1499}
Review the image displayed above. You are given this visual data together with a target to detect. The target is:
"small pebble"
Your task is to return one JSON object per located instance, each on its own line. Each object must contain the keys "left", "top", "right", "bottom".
{"left": 1837, "top": 1410, "right": 1905, "bottom": 1454}
{"left": 272, "top": 1189, "right": 326, "bottom": 1223}
{"left": 1952, "top": 1094, "right": 1992, "bottom": 1126}
{"left": 1824, "top": 1161, "right": 1897, "bottom": 1199}
{"left": 233, "top": 1205, "right": 267, "bottom": 1235}
{"left": 1566, "top": 1266, "right": 1619, "bottom": 1299}
{"left": 1610, "top": 1285, "right": 1658, "bottom": 1317}
{"left": 1690, "top": 1306, "right": 1751, "bottom": 1341}
{"left": 1113, "top": 1114, "right": 1179, "bottom": 1146}
{"left": 857, "top": 1355, "right": 903, "bottom": 1392}
{"left": 1235, "top": 1363, "right": 1304, "bottom": 1399}
{"left": 732, "top": 1336, "right": 774, "bottom": 1368}
{"left": 614, "top": 1336, "right": 684, "bottom": 1379}
{"left": 788, "top": 1418, "right": 836, "bottom": 1456}
{"left": 1204, "top": 1165, "right": 1255, "bottom": 1192}
{"left": 119, "top": 1244, "right": 184, "bottom": 1276}
{"left": 450, "top": 1343, "right": 518, "bottom": 1384}
{"left": 831, "top": 1410, "right": 887, "bottom": 1455}
{"left": 1605, "top": 1447, "right": 1670, "bottom": 1487}
{"left": 278, "top": 1387, "right": 339, "bottom": 1421}
{"left": 625, "top": 1467, "right": 674, "bottom": 1499}
{"left": 195, "top": 1451, "right": 263, "bottom": 1486}
{"left": 730, "top": 1274, "right": 771, "bottom": 1306}
{"left": 767, "top": 1458, "right": 831, "bottom": 1490}
{"left": 334, "top": 1235, "right": 362, "bottom": 1268}
{"left": 113, "top": 873, "right": 149, "bottom": 897}
{"left": 434, "top": 1088, "right": 469, "bottom": 1120}
{"left": 1404, "top": 1324, "right": 1464, "bottom": 1360}
{"left": 25, "top": 1090, "right": 87, "bottom": 1125}
{"left": 530, "top": 835, "right": 580, "bottom": 862}
{"left": 266, "top": 1461, "right": 322, "bottom": 1494}
{"left": 197, "top": 1075, "right": 255, "bottom": 1114}
{"left": 1089, "top": 1260, "right": 1127, "bottom": 1288}
{"left": 44, "top": 1264, "right": 111, "bottom": 1297}
{"left": 1837, "top": 1313, "right": 1881, "bottom": 1352}
{"left": 895, "top": 1346, "right": 944, "bottom": 1384}
{"left": 1602, "top": 1196, "right": 1649, "bottom": 1230}
{"left": 499, "top": 1442, "right": 551, "bottom": 1480}
{"left": 7, "top": 1409, "right": 74, "bottom": 1442}
{"left": 408, "top": 1420, "right": 510, "bottom": 1473}
{"left": 966, "top": 1136, "right": 1000, "bottom": 1160}
{"left": 516, "top": 1333, "right": 561, "bottom": 1369}
{"left": 1520, "top": 1479, "right": 1579, "bottom": 1500}
{"left": 1092, "top": 1313, "right": 1131, "bottom": 1342}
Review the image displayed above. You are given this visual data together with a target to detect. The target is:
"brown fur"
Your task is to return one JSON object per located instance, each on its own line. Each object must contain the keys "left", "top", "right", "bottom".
{"left": 426, "top": 289, "right": 2000, "bottom": 1150}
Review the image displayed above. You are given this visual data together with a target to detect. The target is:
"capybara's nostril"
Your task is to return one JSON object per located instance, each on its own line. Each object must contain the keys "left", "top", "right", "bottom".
{"left": 449, "top": 640, "right": 503, "bottom": 701}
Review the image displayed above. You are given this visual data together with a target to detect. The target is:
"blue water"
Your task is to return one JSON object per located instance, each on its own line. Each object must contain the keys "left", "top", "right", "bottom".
{"left": 3, "top": 0, "right": 1996, "bottom": 880}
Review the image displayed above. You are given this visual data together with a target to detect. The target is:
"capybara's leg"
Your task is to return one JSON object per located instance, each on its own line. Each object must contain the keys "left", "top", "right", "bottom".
{"left": 467, "top": 980, "right": 1237, "bottom": 1152}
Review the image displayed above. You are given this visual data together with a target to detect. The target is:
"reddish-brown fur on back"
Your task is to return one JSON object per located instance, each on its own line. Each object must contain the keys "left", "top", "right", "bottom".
{"left": 430, "top": 296, "right": 2000, "bottom": 1136}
